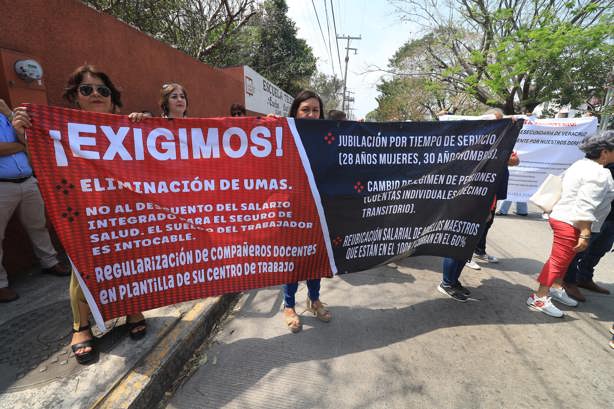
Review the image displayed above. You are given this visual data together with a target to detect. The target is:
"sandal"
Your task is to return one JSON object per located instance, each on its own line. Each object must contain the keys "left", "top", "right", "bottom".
{"left": 306, "top": 298, "right": 332, "bottom": 322}
{"left": 71, "top": 324, "right": 96, "bottom": 364}
{"left": 126, "top": 315, "right": 147, "bottom": 340}
{"left": 283, "top": 307, "right": 302, "bottom": 333}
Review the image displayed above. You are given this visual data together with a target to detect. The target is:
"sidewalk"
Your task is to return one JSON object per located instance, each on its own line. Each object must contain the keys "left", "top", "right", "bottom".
{"left": 0, "top": 263, "right": 237, "bottom": 409}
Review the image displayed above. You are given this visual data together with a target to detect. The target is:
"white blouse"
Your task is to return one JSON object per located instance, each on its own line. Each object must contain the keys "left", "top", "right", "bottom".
{"left": 550, "top": 158, "right": 614, "bottom": 232}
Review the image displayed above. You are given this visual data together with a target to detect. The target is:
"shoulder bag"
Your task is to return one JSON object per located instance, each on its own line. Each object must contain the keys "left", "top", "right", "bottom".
{"left": 529, "top": 174, "right": 563, "bottom": 213}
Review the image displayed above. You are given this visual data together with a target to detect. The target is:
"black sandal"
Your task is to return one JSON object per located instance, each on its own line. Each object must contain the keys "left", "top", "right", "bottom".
{"left": 126, "top": 319, "right": 147, "bottom": 341}
{"left": 71, "top": 324, "right": 96, "bottom": 364}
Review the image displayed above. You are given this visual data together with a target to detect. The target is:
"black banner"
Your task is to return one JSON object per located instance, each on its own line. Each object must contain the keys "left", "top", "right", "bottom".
{"left": 296, "top": 118, "right": 522, "bottom": 273}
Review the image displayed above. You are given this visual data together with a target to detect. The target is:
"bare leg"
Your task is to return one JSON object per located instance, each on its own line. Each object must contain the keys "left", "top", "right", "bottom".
{"left": 71, "top": 301, "right": 92, "bottom": 355}
{"left": 536, "top": 284, "right": 550, "bottom": 298}
{"left": 550, "top": 277, "right": 564, "bottom": 290}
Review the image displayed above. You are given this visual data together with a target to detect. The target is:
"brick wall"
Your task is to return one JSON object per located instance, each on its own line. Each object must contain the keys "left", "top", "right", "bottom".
{"left": 0, "top": 0, "right": 247, "bottom": 275}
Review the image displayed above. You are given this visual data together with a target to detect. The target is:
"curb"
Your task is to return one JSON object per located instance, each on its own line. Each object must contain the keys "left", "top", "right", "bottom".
{"left": 91, "top": 293, "right": 239, "bottom": 409}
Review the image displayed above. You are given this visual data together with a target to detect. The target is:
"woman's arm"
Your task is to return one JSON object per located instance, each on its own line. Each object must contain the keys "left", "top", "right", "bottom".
{"left": 573, "top": 220, "right": 592, "bottom": 252}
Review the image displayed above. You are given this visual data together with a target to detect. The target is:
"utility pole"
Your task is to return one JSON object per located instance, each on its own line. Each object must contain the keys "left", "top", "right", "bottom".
{"left": 345, "top": 90, "right": 355, "bottom": 119}
{"left": 337, "top": 34, "right": 361, "bottom": 113}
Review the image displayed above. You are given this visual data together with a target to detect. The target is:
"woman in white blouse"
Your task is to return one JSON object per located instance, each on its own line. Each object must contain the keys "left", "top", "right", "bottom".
{"left": 527, "top": 130, "right": 614, "bottom": 317}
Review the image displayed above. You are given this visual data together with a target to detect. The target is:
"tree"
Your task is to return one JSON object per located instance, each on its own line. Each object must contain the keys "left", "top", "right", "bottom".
{"left": 84, "top": 0, "right": 258, "bottom": 61}
{"left": 85, "top": 0, "right": 317, "bottom": 96}
{"left": 309, "top": 72, "right": 343, "bottom": 112}
{"left": 368, "top": 75, "right": 489, "bottom": 121}
{"left": 368, "top": 38, "right": 488, "bottom": 122}
{"left": 388, "top": 0, "right": 614, "bottom": 114}
{"left": 247, "top": 0, "right": 317, "bottom": 96}
{"left": 202, "top": 0, "right": 318, "bottom": 95}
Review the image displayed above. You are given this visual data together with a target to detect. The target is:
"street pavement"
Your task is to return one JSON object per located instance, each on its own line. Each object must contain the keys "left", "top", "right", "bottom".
{"left": 0, "top": 268, "right": 235, "bottom": 409}
{"left": 165, "top": 213, "right": 614, "bottom": 409}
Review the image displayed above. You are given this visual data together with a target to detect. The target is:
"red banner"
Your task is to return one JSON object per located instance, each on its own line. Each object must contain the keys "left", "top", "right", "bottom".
{"left": 26, "top": 105, "right": 334, "bottom": 329}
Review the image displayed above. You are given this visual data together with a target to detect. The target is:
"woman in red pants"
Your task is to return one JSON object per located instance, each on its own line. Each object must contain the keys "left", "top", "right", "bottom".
{"left": 527, "top": 130, "right": 614, "bottom": 317}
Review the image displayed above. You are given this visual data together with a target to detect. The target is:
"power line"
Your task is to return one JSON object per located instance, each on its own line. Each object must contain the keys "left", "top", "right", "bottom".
{"left": 336, "top": 0, "right": 344, "bottom": 34}
{"left": 330, "top": 0, "right": 343, "bottom": 78}
{"left": 311, "top": 0, "right": 331, "bottom": 72}
{"left": 323, "top": 0, "right": 336, "bottom": 76}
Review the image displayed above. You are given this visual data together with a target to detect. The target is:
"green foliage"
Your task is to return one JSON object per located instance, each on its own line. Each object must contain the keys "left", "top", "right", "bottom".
{"left": 204, "top": 0, "right": 317, "bottom": 96}
{"left": 84, "top": 0, "right": 258, "bottom": 61}
{"left": 84, "top": 0, "right": 317, "bottom": 96}
{"left": 247, "top": 0, "right": 317, "bottom": 96}
{"left": 309, "top": 73, "right": 343, "bottom": 112}
{"left": 369, "top": 76, "right": 486, "bottom": 121}
{"left": 386, "top": 0, "right": 614, "bottom": 114}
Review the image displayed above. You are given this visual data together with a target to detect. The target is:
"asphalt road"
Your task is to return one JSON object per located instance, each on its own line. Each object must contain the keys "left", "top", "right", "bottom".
{"left": 165, "top": 213, "right": 614, "bottom": 409}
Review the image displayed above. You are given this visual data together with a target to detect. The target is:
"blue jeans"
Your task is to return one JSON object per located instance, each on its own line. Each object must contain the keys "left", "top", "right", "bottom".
{"left": 564, "top": 220, "right": 614, "bottom": 284}
{"left": 442, "top": 258, "right": 465, "bottom": 286}
{"left": 475, "top": 208, "right": 495, "bottom": 256}
{"left": 498, "top": 201, "right": 528, "bottom": 215}
{"left": 283, "top": 279, "right": 321, "bottom": 308}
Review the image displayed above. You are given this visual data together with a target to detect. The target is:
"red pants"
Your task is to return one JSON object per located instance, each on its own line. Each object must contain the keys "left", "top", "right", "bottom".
{"left": 538, "top": 218, "right": 580, "bottom": 287}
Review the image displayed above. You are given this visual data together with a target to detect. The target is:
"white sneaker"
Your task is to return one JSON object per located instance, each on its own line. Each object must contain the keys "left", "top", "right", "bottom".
{"left": 549, "top": 287, "right": 579, "bottom": 307}
{"left": 465, "top": 259, "right": 481, "bottom": 270}
{"left": 526, "top": 294, "right": 564, "bottom": 317}
{"left": 473, "top": 253, "right": 499, "bottom": 263}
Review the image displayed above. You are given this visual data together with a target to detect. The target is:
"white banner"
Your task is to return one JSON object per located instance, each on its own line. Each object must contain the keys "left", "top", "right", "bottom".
{"left": 506, "top": 116, "right": 598, "bottom": 202}
{"left": 439, "top": 114, "right": 498, "bottom": 121}
{"left": 439, "top": 114, "right": 598, "bottom": 202}
{"left": 243, "top": 66, "right": 294, "bottom": 116}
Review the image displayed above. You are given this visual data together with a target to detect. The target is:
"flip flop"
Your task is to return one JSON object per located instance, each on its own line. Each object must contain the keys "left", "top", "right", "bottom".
{"left": 126, "top": 318, "right": 147, "bottom": 340}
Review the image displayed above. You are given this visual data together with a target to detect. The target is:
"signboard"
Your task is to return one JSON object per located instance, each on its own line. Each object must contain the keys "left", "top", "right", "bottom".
{"left": 506, "top": 117, "right": 597, "bottom": 201}
{"left": 440, "top": 114, "right": 598, "bottom": 201}
{"left": 243, "top": 66, "right": 294, "bottom": 116}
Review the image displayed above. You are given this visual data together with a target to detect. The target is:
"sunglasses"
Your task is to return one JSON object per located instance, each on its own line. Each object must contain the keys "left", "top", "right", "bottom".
{"left": 78, "top": 84, "right": 111, "bottom": 98}
{"left": 231, "top": 112, "right": 244, "bottom": 117}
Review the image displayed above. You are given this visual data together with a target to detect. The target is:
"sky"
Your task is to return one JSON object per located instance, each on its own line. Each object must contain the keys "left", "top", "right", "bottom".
{"left": 286, "top": 0, "right": 418, "bottom": 119}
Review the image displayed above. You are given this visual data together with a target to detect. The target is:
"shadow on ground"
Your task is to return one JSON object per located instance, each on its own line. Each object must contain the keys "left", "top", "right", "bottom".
{"left": 169, "top": 275, "right": 589, "bottom": 409}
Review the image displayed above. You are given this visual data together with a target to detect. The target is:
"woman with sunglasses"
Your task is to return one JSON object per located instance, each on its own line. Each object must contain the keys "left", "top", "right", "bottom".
{"left": 12, "top": 64, "right": 149, "bottom": 364}
{"left": 282, "top": 90, "right": 332, "bottom": 333}
{"left": 160, "top": 83, "right": 188, "bottom": 118}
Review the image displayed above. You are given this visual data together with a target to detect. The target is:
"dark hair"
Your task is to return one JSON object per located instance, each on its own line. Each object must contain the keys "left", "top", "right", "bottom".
{"left": 63, "top": 64, "right": 122, "bottom": 111}
{"left": 159, "top": 83, "right": 188, "bottom": 117}
{"left": 327, "top": 109, "right": 347, "bottom": 120}
{"left": 579, "top": 130, "right": 614, "bottom": 159}
{"left": 288, "top": 90, "right": 324, "bottom": 119}
{"left": 230, "top": 103, "right": 246, "bottom": 116}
